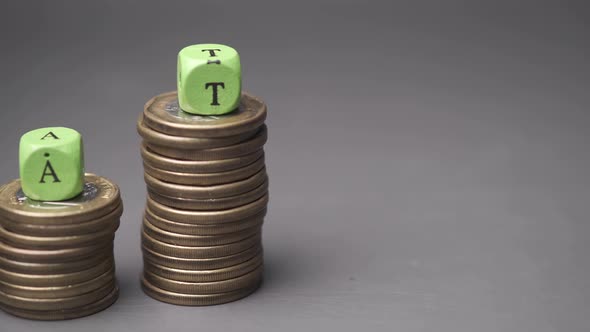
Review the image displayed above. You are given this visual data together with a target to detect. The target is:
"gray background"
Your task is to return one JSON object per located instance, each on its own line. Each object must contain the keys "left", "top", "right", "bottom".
{"left": 1, "top": 0, "right": 589, "bottom": 331}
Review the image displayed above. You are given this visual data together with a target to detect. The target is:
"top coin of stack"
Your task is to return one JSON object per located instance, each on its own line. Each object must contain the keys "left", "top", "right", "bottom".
{"left": 0, "top": 127, "right": 122, "bottom": 320}
{"left": 138, "top": 44, "right": 269, "bottom": 306}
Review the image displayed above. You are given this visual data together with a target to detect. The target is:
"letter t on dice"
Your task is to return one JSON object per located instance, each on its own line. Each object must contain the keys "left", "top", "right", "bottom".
{"left": 177, "top": 44, "right": 241, "bottom": 115}
{"left": 19, "top": 127, "right": 85, "bottom": 201}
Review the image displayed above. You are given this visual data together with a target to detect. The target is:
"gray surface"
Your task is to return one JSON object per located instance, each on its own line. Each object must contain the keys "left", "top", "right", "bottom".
{"left": 1, "top": 0, "right": 589, "bottom": 331}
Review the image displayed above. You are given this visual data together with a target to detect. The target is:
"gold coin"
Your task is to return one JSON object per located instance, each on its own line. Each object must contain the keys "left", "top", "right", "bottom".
{"left": 144, "top": 168, "right": 267, "bottom": 199}
{"left": 143, "top": 91, "right": 267, "bottom": 138}
{"left": 146, "top": 124, "right": 267, "bottom": 161}
{"left": 0, "top": 268, "right": 114, "bottom": 299}
{"left": 141, "top": 144, "right": 264, "bottom": 173}
{"left": 0, "top": 203, "right": 123, "bottom": 237}
{"left": 0, "top": 240, "right": 113, "bottom": 263}
{"left": 142, "top": 245, "right": 261, "bottom": 270}
{"left": 143, "top": 155, "right": 265, "bottom": 186}
{"left": 142, "top": 230, "right": 261, "bottom": 259}
{"left": 0, "top": 258, "right": 113, "bottom": 287}
{"left": 143, "top": 218, "right": 261, "bottom": 247}
{"left": 0, "top": 174, "right": 121, "bottom": 224}
{"left": 146, "top": 194, "right": 268, "bottom": 224}
{"left": 145, "top": 206, "right": 265, "bottom": 235}
{"left": 144, "top": 251, "right": 262, "bottom": 282}
{"left": 0, "top": 280, "right": 116, "bottom": 311}
{"left": 0, "top": 285, "right": 118, "bottom": 321}
{"left": 142, "top": 277, "right": 260, "bottom": 306}
{"left": 143, "top": 264, "right": 263, "bottom": 294}
{"left": 147, "top": 179, "right": 268, "bottom": 211}
{"left": 0, "top": 250, "right": 112, "bottom": 275}
{"left": 138, "top": 115, "right": 259, "bottom": 149}
{"left": 0, "top": 223, "right": 117, "bottom": 249}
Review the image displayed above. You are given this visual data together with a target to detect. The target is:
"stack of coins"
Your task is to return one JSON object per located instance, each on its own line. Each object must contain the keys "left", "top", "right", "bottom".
{"left": 0, "top": 174, "right": 122, "bottom": 320}
{"left": 138, "top": 91, "right": 268, "bottom": 306}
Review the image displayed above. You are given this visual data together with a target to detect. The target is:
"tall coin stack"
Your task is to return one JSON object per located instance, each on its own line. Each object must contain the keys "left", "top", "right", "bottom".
{"left": 0, "top": 174, "right": 122, "bottom": 320}
{"left": 138, "top": 90, "right": 269, "bottom": 305}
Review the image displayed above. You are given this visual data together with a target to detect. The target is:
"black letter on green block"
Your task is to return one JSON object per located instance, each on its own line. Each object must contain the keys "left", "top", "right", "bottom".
{"left": 205, "top": 82, "right": 225, "bottom": 106}
{"left": 39, "top": 160, "right": 61, "bottom": 183}
{"left": 41, "top": 132, "right": 59, "bottom": 140}
{"left": 207, "top": 60, "right": 221, "bottom": 65}
{"left": 202, "top": 49, "right": 221, "bottom": 57}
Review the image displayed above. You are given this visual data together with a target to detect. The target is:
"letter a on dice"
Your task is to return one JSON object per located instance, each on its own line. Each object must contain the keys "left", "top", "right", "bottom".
{"left": 177, "top": 44, "right": 241, "bottom": 115}
{"left": 19, "top": 127, "right": 85, "bottom": 201}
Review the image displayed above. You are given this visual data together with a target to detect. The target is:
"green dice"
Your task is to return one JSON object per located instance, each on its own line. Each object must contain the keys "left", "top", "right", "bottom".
{"left": 19, "top": 127, "right": 85, "bottom": 201}
{"left": 177, "top": 44, "right": 241, "bottom": 115}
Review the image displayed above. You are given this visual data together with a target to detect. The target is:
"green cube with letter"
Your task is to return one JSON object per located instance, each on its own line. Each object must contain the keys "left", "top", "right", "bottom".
{"left": 19, "top": 127, "right": 85, "bottom": 201}
{"left": 177, "top": 43, "right": 241, "bottom": 115}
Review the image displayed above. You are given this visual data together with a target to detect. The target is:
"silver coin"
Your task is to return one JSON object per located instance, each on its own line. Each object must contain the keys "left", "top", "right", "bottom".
{"left": 141, "top": 230, "right": 261, "bottom": 259}
{"left": 137, "top": 115, "right": 258, "bottom": 149}
{"left": 0, "top": 174, "right": 121, "bottom": 224}
{"left": 0, "top": 203, "right": 123, "bottom": 237}
{"left": 143, "top": 264, "right": 263, "bottom": 294}
{"left": 143, "top": 218, "right": 261, "bottom": 246}
{"left": 144, "top": 168, "right": 267, "bottom": 199}
{"left": 141, "top": 277, "right": 261, "bottom": 306}
{"left": 142, "top": 244, "right": 261, "bottom": 270}
{"left": 0, "top": 285, "right": 119, "bottom": 321}
{"left": 143, "top": 251, "right": 263, "bottom": 282}
{"left": 143, "top": 91, "right": 267, "bottom": 138}
{"left": 147, "top": 179, "right": 268, "bottom": 211}
{"left": 141, "top": 144, "right": 264, "bottom": 173}
{"left": 144, "top": 206, "right": 265, "bottom": 235}
{"left": 142, "top": 155, "right": 265, "bottom": 186}
{"left": 146, "top": 125, "right": 267, "bottom": 161}
{"left": 146, "top": 194, "right": 268, "bottom": 224}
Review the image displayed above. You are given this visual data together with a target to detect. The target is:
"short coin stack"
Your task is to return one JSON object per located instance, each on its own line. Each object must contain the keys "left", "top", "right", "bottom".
{"left": 0, "top": 174, "right": 122, "bottom": 320}
{"left": 138, "top": 91, "right": 269, "bottom": 305}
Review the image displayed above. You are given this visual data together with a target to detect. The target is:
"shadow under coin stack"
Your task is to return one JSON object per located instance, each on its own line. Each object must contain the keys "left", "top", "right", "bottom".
{"left": 138, "top": 91, "right": 268, "bottom": 305}
{"left": 0, "top": 174, "right": 122, "bottom": 320}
